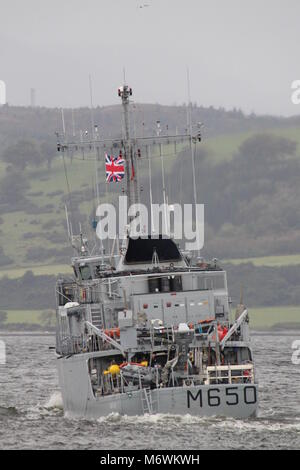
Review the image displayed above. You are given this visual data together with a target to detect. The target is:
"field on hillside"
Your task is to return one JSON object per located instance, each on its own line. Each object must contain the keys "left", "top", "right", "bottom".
{"left": 224, "top": 254, "right": 300, "bottom": 267}
{"left": 0, "top": 264, "right": 72, "bottom": 279}
{"left": 2, "top": 306, "right": 299, "bottom": 329}
{"left": 0, "top": 156, "right": 105, "bottom": 266}
{"left": 248, "top": 306, "right": 300, "bottom": 329}
{"left": 4, "top": 310, "right": 44, "bottom": 324}
{"left": 1, "top": 123, "right": 300, "bottom": 272}
{"left": 202, "top": 126, "right": 300, "bottom": 164}
{"left": 0, "top": 141, "right": 187, "bottom": 269}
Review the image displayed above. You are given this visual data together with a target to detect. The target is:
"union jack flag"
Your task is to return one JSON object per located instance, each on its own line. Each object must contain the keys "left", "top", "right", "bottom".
{"left": 105, "top": 153, "right": 125, "bottom": 182}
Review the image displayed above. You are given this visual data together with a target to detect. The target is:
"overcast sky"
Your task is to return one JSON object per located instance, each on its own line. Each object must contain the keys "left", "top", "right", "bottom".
{"left": 1, "top": 0, "right": 300, "bottom": 115}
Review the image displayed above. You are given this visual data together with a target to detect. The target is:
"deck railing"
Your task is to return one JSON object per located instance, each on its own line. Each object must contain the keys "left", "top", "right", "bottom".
{"left": 56, "top": 332, "right": 114, "bottom": 356}
{"left": 205, "top": 364, "right": 254, "bottom": 385}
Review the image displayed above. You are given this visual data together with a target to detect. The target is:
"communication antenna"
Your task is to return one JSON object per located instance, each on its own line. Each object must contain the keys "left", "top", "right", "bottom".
{"left": 61, "top": 108, "right": 66, "bottom": 138}
{"left": 187, "top": 67, "right": 200, "bottom": 256}
{"left": 152, "top": 247, "right": 159, "bottom": 266}
{"left": 147, "top": 145, "right": 155, "bottom": 233}
{"left": 30, "top": 88, "right": 36, "bottom": 108}
{"left": 240, "top": 285, "right": 244, "bottom": 305}
{"left": 95, "top": 148, "right": 105, "bottom": 262}
{"left": 65, "top": 204, "right": 73, "bottom": 239}
{"left": 89, "top": 75, "right": 105, "bottom": 261}
{"left": 159, "top": 141, "right": 169, "bottom": 235}
{"left": 71, "top": 109, "right": 76, "bottom": 137}
{"left": 89, "top": 74, "right": 96, "bottom": 140}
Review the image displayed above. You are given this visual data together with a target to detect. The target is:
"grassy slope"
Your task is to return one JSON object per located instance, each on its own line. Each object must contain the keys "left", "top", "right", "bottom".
{"left": 0, "top": 142, "right": 185, "bottom": 269}
{"left": 3, "top": 306, "right": 299, "bottom": 329}
{"left": 0, "top": 156, "right": 100, "bottom": 266}
{"left": 0, "top": 263, "right": 72, "bottom": 279}
{"left": 202, "top": 126, "right": 300, "bottom": 164}
{"left": 224, "top": 254, "right": 300, "bottom": 267}
{"left": 1, "top": 124, "right": 300, "bottom": 274}
{"left": 4, "top": 310, "right": 44, "bottom": 324}
{"left": 249, "top": 306, "right": 300, "bottom": 329}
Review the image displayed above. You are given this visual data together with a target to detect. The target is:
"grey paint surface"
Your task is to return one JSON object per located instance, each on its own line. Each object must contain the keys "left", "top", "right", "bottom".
{"left": 57, "top": 356, "right": 258, "bottom": 419}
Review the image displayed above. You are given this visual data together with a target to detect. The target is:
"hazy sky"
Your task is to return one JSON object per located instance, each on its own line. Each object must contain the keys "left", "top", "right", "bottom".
{"left": 1, "top": 0, "right": 300, "bottom": 115}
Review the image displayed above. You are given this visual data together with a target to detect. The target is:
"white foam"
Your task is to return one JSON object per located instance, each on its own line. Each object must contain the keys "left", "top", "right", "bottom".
{"left": 44, "top": 391, "right": 63, "bottom": 410}
{"left": 97, "top": 412, "right": 209, "bottom": 426}
{"left": 97, "top": 412, "right": 122, "bottom": 423}
{"left": 96, "top": 412, "right": 300, "bottom": 433}
{"left": 209, "top": 417, "right": 300, "bottom": 433}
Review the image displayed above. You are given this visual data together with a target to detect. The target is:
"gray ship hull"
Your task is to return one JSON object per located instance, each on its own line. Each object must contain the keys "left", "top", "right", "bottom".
{"left": 57, "top": 355, "right": 258, "bottom": 419}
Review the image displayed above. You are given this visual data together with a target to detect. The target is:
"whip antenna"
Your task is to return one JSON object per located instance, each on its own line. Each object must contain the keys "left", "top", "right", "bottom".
{"left": 187, "top": 67, "right": 200, "bottom": 256}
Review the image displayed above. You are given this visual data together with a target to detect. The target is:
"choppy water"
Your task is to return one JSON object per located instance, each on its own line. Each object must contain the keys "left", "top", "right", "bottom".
{"left": 0, "top": 332, "right": 299, "bottom": 450}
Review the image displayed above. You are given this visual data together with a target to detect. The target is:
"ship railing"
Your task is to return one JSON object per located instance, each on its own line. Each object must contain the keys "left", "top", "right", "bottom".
{"left": 220, "top": 309, "right": 248, "bottom": 349}
{"left": 85, "top": 321, "right": 125, "bottom": 356}
{"left": 98, "top": 368, "right": 150, "bottom": 396}
{"left": 57, "top": 334, "right": 83, "bottom": 355}
{"left": 57, "top": 332, "right": 109, "bottom": 355}
{"left": 56, "top": 280, "right": 78, "bottom": 306}
{"left": 194, "top": 320, "right": 230, "bottom": 337}
{"left": 205, "top": 363, "right": 254, "bottom": 385}
{"left": 57, "top": 335, "right": 82, "bottom": 355}
{"left": 149, "top": 324, "right": 177, "bottom": 349}
{"left": 98, "top": 371, "right": 123, "bottom": 396}
{"left": 74, "top": 279, "right": 122, "bottom": 304}
{"left": 99, "top": 369, "right": 153, "bottom": 397}
{"left": 193, "top": 317, "right": 246, "bottom": 344}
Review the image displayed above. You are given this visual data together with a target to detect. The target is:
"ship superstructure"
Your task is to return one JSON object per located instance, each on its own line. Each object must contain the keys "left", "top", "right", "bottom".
{"left": 55, "top": 86, "right": 258, "bottom": 418}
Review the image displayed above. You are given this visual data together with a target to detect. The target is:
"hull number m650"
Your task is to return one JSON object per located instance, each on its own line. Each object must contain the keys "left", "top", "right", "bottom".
{"left": 187, "top": 386, "right": 257, "bottom": 408}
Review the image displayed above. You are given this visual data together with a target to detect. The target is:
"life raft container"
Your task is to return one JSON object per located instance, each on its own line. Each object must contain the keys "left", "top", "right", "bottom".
{"left": 104, "top": 328, "right": 120, "bottom": 339}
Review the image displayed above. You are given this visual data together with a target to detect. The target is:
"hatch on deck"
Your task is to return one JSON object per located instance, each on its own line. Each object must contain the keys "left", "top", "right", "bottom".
{"left": 124, "top": 236, "right": 182, "bottom": 264}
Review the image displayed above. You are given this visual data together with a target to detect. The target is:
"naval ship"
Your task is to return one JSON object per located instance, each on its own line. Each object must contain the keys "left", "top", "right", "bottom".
{"left": 55, "top": 85, "right": 258, "bottom": 418}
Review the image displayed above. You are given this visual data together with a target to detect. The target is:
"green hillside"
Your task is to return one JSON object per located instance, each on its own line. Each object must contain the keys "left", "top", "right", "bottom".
{"left": 249, "top": 306, "right": 300, "bottom": 329}
{"left": 202, "top": 126, "right": 300, "bottom": 164}
{"left": 1, "top": 104, "right": 300, "bottom": 278}
{"left": 224, "top": 254, "right": 300, "bottom": 267}
{"left": 2, "top": 306, "right": 299, "bottom": 330}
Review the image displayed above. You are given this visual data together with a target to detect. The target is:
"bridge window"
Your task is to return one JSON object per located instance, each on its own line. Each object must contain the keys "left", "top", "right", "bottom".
{"left": 79, "top": 265, "right": 92, "bottom": 281}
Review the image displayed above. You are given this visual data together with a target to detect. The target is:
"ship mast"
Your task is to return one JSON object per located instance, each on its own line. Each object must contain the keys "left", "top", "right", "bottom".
{"left": 56, "top": 85, "right": 202, "bottom": 253}
{"left": 118, "top": 85, "right": 139, "bottom": 209}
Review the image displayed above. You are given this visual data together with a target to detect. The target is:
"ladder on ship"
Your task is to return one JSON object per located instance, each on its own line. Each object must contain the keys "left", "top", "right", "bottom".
{"left": 141, "top": 388, "right": 155, "bottom": 415}
{"left": 90, "top": 305, "right": 103, "bottom": 330}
